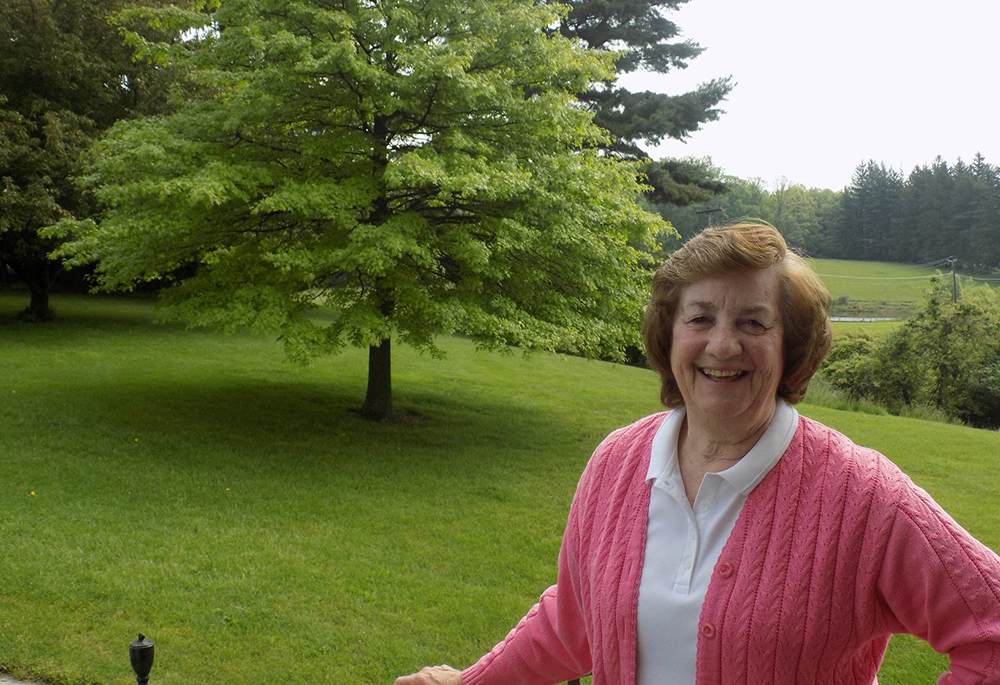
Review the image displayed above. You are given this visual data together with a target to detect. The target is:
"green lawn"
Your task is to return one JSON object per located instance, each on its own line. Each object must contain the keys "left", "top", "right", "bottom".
{"left": 2, "top": 293, "right": 998, "bottom": 685}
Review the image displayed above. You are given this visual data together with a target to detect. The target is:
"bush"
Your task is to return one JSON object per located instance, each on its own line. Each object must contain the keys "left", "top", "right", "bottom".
{"left": 966, "top": 358, "right": 1000, "bottom": 429}
{"left": 822, "top": 332, "right": 881, "bottom": 399}
{"left": 821, "top": 278, "right": 1000, "bottom": 428}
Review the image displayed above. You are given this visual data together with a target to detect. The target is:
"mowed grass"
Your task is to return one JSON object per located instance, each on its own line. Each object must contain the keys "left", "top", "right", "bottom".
{"left": 2, "top": 293, "right": 999, "bottom": 685}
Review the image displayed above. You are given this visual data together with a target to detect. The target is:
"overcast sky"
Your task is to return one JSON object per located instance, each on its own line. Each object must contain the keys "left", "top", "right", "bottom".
{"left": 618, "top": 0, "right": 1000, "bottom": 191}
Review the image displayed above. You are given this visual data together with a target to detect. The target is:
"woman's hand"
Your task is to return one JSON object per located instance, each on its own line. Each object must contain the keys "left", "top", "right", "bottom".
{"left": 393, "top": 664, "right": 464, "bottom": 685}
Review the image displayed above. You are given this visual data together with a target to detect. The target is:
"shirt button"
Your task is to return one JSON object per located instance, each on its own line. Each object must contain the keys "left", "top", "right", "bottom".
{"left": 718, "top": 561, "right": 734, "bottom": 578}
{"left": 698, "top": 502, "right": 710, "bottom": 512}
{"left": 700, "top": 623, "right": 716, "bottom": 639}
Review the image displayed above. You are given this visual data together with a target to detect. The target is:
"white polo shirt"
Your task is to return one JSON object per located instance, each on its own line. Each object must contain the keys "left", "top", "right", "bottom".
{"left": 635, "top": 399, "right": 798, "bottom": 685}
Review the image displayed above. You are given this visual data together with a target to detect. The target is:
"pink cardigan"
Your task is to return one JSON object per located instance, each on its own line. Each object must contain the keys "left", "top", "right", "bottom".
{"left": 461, "top": 414, "right": 1000, "bottom": 685}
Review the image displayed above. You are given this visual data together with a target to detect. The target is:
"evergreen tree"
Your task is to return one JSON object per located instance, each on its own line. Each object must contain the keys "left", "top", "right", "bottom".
{"left": 966, "top": 153, "right": 1000, "bottom": 270}
{"left": 951, "top": 159, "right": 979, "bottom": 261}
{"left": 837, "top": 161, "right": 903, "bottom": 261}
{"left": 50, "top": 0, "right": 666, "bottom": 421}
{"left": 556, "top": 0, "right": 732, "bottom": 202}
{"left": 900, "top": 158, "right": 954, "bottom": 264}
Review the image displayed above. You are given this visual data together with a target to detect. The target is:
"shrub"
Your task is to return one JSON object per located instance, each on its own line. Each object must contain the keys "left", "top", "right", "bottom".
{"left": 821, "top": 278, "right": 1000, "bottom": 428}
{"left": 966, "top": 357, "right": 1000, "bottom": 430}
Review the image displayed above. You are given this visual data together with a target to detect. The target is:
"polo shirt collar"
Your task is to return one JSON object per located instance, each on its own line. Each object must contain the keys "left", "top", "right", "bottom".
{"left": 646, "top": 398, "right": 798, "bottom": 495}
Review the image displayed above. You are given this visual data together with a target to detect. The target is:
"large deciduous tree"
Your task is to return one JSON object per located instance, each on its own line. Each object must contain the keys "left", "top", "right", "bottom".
{"left": 556, "top": 0, "right": 732, "bottom": 203}
{"left": 51, "top": 0, "right": 667, "bottom": 421}
{"left": 0, "top": 0, "right": 172, "bottom": 320}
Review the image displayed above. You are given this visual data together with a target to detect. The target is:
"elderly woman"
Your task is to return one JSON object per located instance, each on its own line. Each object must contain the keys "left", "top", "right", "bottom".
{"left": 396, "top": 223, "right": 1000, "bottom": 685}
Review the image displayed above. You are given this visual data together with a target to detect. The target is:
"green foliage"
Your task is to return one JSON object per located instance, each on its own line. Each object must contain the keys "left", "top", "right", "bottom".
{"left": 557, "top": 0, "right": 732, "bottom": 156}
{"left": 823, "top": 331, "right": 880, "bottom": 397}
{"left": 49, "top": 0, "right": 668, "bottom": 415}
{"left": 823, "top": 330, "right": 919, "bottom": 412}
{"left": 967, "top": 360, "right": 1000, "bottom": 428}
{"left": 829, "top": 154, "right": 1000, "bottom": 269}
{"left": 0, "top": 0, "right": 179, "bottom": 319}
{"left": 0, "top": 102, "right": 92, "bottom": 319}
{"left": 642, "top": 155, "right": 728, "bottom": 207}
{"left": 822, "top": 277, "right": 1000, "bottom": 427}
{"left": 834, "top": 161, "right": 904, "bottom": 261}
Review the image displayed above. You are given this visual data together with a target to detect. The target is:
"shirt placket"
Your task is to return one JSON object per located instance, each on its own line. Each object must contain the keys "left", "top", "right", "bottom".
{"left": 672, "top": 476, "right": 718, "bottom": 592}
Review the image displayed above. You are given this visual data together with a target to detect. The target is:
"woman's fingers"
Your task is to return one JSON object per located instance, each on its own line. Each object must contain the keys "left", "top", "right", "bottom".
{"left": 393, "top": 664, "right": 463, "bottom": 685}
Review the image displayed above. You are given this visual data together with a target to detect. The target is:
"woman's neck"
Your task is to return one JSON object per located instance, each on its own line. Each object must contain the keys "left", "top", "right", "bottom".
{"left": 679, "top": 400, "right": 777, "bottom": 470}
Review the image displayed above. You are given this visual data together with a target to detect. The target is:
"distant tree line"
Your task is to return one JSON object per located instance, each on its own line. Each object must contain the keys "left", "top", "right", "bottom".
{"left": 655, "top": 154, "right": 1000, "bottom": 271}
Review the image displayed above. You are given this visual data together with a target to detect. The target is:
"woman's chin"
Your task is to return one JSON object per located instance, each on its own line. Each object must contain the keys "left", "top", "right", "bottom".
{"left": 686, "top": 393, "right": 774, "bottom": 426}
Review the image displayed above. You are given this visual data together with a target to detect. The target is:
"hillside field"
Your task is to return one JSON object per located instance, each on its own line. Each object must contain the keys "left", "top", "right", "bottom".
{"left": 807, "top": 258, "right": 943, "bottom": 318}
{"left": 2, "top": 293, "right": 999, "bottom": 685}
{"left": 807, "top": 257, "right": 1000, "bottom": 319}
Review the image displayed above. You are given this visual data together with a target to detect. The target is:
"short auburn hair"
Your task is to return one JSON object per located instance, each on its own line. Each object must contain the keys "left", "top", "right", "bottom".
{"left": 643, "top": 222, "right": 832, "bottom": 407}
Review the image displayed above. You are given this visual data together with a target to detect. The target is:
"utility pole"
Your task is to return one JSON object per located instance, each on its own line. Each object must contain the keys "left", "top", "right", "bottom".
{"left": 695, "top": 207, "right": 722, "bottom": 227}
{"left": 948, "top": 256, "right": 958, "bottom": 303}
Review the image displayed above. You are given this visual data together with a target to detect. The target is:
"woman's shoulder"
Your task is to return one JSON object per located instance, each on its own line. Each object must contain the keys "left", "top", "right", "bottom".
{"left": 566, "top": 412, "right": 669, "bottom": 539}
{"left": 593, "top": 411, "right": 668, "bottom": 462}
{"left": 791, "top": 414, "right": 920, "bottom": 502}
{"left": 576, "top": 411, "right": 670, "bottom": 490}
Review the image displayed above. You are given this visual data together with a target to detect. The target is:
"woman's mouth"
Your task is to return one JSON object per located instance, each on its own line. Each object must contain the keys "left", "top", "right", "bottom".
{"left": 699, "top": 368, "right": 747, "bottom": 380}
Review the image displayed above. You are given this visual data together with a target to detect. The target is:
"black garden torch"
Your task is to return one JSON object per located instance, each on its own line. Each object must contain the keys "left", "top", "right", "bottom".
{"left": 129, "top": 634, "right": 155, "bottom": 685}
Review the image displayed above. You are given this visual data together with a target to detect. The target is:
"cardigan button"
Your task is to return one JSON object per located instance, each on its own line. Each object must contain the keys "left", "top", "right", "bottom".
{"left": 700, "top": 623, "right": 716, "bottom": 639}
{"left": 718, "top": 561, "right": 734, "bottom": 578}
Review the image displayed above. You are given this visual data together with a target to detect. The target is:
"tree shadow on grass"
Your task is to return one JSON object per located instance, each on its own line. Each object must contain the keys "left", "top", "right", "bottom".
{"left": 34, "top": 377, "right": 563, "bottom": 478}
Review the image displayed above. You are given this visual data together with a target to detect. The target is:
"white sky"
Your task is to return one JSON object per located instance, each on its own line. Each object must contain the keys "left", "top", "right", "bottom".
{"left": 618, "top": 0, "right": 1000, "bottom": 191}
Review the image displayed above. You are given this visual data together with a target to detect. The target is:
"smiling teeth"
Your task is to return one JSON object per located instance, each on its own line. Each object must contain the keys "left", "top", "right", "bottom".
{"left": 701, "top": 368, "right": 745, "bottom": 378}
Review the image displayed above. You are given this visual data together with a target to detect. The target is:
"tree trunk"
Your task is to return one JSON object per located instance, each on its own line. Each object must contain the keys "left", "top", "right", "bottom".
{"left": 360, "top": 337, "right": 393, "bottom": 421}
{"left": 19, "top": 279, "right": 54, "bottom": 322}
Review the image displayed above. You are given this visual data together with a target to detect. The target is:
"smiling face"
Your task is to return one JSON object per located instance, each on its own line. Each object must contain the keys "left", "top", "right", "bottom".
{"left": 670, "top": 267, "right": 785, "bottom": 432}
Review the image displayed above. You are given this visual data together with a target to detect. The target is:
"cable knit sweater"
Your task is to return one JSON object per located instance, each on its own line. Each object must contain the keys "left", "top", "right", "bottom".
{"left": 461, "top": 413, "right": 1000, "bottom": 685}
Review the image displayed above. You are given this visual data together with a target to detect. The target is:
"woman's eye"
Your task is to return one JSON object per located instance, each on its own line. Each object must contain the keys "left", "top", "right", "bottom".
{"left": 745, "top": 319, "right": 766, "bottom": 330}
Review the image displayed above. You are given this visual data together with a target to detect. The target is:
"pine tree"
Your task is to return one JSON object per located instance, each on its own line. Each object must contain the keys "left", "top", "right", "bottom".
{"left": 966, "top": 153, "right": 1000, "bottom": 270}
{"left": 838, "top": 161, "right": 903, "bottom": 261}
{"left": 556, "top": 0, "right": 732, "bottom": 203}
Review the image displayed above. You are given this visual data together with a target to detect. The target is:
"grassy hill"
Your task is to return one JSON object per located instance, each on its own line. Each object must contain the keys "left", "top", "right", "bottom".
{"left": 2, "top": 293, "right": 998, "bottom": 685}
{"left": 806, "top": 258, "right": 943, "bottom": 318}
{"left": 807, "top": 257, "right": 1000, "bottom": 320}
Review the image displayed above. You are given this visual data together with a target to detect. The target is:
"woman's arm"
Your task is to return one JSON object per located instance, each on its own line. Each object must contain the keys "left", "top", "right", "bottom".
{"left": 393, "top": 439, "right": 605, "bottom": 685}
{"left": 394, "top": 665, "right": 464, "bottom": 685}
{"left": 458, "top": 504, "right": 593, "bottom": 685}
{"left": 876, "top": 481, "right": 1000, "bottom": 683}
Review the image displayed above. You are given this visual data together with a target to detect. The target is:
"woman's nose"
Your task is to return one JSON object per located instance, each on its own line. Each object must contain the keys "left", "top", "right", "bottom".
{"left": 706, "top": 326, "right": 741, "bottom": 358}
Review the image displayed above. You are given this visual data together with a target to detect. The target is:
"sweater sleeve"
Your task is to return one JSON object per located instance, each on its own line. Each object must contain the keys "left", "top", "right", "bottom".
{"left": 876, "top": 479, "right": 1000, "bottom": 684}
{"left": 460, "top": 431, "right": 615, "bottom": 685}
